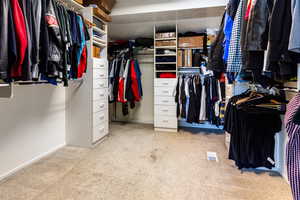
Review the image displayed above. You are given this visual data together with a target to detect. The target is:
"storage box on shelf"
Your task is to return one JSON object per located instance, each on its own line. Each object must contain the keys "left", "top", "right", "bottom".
{"left": 178, "top": 36, "right": 204, "bottom": 48}
{"left": 83, "top": 0, "right": 116, "bottom": 14}
{"left": 66, "top": 7, "right": 109, "bottom": 148}
{"left": 153, "top": 25, "right": 178, "bottom": 132}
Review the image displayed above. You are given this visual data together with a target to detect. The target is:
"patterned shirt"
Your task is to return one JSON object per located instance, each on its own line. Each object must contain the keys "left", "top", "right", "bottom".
{"left": 284, "top": 93, "right": 300, "bottom": 200}
{"left": 227, "top": 0, "right": 245, "bottom": 73}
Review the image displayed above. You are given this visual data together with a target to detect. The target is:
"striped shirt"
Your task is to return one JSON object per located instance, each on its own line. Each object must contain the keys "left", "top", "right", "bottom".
{"left": 284, "top": 93, "right": 300, "bottom": 200}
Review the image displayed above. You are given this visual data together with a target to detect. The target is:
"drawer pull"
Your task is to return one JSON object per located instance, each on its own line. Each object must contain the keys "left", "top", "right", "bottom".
{"left": 100, "top": 65, "right": 105, "bottom": 68}
{"left": 100, "top": 94, "right": 104, "bottom": 97}
{"left": 99, "top": 116, "right": 105, "bottom": 120}
{"left": 162, "top": 100, "right": 169, "bottom": 103}
{"left": 100, "top": 104, "right": 105, "bottom": 109}
{"left": 162, "top": 110, "right": 169, "bottom": 112}
{"left": 162, "top": 120, "right": 169, "bottom": 123}
{"left": 99, "top": 74, "right": 105, "bottom": 78}
{"left": 162, "top": 91, "right": 169, "bottom": 94}
{"left": 99, "top": 83, "right": 105, "bottom": 87}
{"left": 162, "top": 83, "right": 169, "bottom": 86}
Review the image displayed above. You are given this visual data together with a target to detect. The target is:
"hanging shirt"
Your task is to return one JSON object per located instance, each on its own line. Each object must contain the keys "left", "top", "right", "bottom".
{"left": 284, "top": 93, "right": 300, "bottom": 200}
{"left": 10, "top": 0, "right": 28, "bottom": 78}
{"left": 289, "top": 0, "right": 300, "bottom": 53}
{"left": 0, "top": 0, "right": 9, "bottom": 80}
{"left": 227, "top": 0, "right": 245, "bottom": 73}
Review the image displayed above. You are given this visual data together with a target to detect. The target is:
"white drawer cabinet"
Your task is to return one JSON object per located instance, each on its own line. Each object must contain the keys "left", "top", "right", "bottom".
{"left": 94, "top": 59, "right": 107, "bottom": 69}
{"left": 93, "top": 101, "right": 107, "bottom": 113}
{"left": 67, "top": 57, "right": 110, "bottom": 148}
{"left": 93, "top": 122, "right": 109, "bottom": 143}
{"left": 155, "top": 105, "right": 177, "bottom": 117}
{"left": 93, "top": 88, "right": 108, "bottom": 101}
{"left": 93, "top": 79, "right": 108, "bottom": 89}
{"left": 154, "top": 78, "right": 177, "bottom": 87}
{"left": 155, "top": 116, "right": 178, "bottom": 129}
{"left": 155, "top": 96, "right": 176, "bottom": 106}
{"left": 93, "top": 68, "right": 108, "bottom": 79}
{"left": 154, "top": 87, "right": 175, "bottom": 96}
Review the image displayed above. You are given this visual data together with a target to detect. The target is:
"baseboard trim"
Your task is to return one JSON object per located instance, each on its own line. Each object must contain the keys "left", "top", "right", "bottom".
{"left": 0, "top": 143, "right": 66, "bottom": 181}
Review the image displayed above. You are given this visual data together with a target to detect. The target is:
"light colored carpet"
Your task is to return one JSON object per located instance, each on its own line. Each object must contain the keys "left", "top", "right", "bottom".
{"left": 0, "top": 122, "right": 292, "bottom": 200}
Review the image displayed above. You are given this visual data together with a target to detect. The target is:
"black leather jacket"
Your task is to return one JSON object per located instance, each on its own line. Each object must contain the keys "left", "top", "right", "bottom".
{"left": 207, "top": 12, "right": 226, "bottom": 73}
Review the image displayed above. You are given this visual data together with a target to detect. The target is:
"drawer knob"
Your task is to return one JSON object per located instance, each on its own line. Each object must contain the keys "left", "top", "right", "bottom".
{"left": 100, "top": 116, "right": 105, "bottom": 120}
{"left": 162, "top": 120, "right": 169, "bottom": 123}
{"left": 100, "top": 105, "right": 105, "bottom": 108}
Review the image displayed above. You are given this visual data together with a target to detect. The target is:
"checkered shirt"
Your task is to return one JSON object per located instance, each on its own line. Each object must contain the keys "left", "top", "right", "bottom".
{"left": 226, "top": 0, "right": 245, "bottom": 73}
{"left": 285, "top": 93, "right": 300, "bottom": 200}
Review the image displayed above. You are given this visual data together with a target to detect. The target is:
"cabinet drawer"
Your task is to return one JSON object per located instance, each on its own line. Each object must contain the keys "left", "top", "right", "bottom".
{"left": 93, "top": 111, "right": 107, "bottom": 127}
{"left": 92, "top": 123, "right": 108, "bottom": 143}
{"left": 155, "top": 105, "right": 176, "bottom": 117}
{"left": 93, "top": 79, "right": 108, "bottom": 89}
{"left": 93, "top": 68, "right": 108, "bottom": 79}
{"left": 93, "top": 101, "right": 107, "bottom": 113}
{"left": 154, "top": 116, "right": 178, "bottom": 129}
{"left": 154, "top": 87, "right": 175, "bottom": 96}
{"left": 154, "top": 78, "right": 177, "bottom": 87}
{"left": 93, "top": 88, "right": 108, "bottom": 101}
{"left": 155, "top": 96, "right": 176, "bottom": 105}
{"left": 93, "top": 58, "right": 107, "bottom": 69}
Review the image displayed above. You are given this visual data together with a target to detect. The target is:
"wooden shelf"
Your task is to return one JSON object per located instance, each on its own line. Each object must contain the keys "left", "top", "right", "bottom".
{"left": 93, "top": 40, "right": 106, "bottom": 48}
{"left": 155, "top": 46, "right": 177, "bottom": 49}
{"left": 178, "top": 67, "right": 201, "bottom": 68}
{"left": 156, "top": 54, "right": 176, "bottom": 57}
{"left": 64, "top": 0, "right": 84, "bottom": 10}
{"left": 94, "top": 37, "right": 106, "bottom": 44}
{"left": 156, "top": 62, "right": 177, "bottom": 65}
{"left": 156, "top": 70, "right": 177, "bottom": 72}
{"left": 93, "top": 26, "right": 106, "bottom": 35}
{"left": 155, "top": 38, "right": 177, "bottom": 41}
{"left": 93, "top": 7, "right": 112, "bottom": 22}
{"left": 178, "top": 47, "right": 204, "bottom": 50}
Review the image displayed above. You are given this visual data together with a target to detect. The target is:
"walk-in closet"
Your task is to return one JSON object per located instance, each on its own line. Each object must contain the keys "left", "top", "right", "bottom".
{"left": 0, "top": 0, "right": 299, "bottom": 200}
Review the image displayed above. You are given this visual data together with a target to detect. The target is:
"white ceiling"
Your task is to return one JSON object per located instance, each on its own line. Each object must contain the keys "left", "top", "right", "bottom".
{"left": 109, "top": 0, "right": 226, "bottom": 40}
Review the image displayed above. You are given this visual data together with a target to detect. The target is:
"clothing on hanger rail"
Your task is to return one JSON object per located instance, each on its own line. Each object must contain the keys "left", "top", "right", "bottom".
{"left": 0, "top": 0, "right": 90, "bottom": 86}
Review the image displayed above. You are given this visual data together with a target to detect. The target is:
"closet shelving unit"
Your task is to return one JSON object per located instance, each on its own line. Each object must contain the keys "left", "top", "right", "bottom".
{"left": 66, "top": 6, "right": 109, "bottom": 148}
{"left": 153, "top": 25, "right": 178, "bottom": 132}
{"left": 177, "top": 34, "right": 223, "bottom": 131}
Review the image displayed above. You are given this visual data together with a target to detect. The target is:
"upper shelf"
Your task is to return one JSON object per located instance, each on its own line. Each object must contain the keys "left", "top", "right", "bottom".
{"left": 93, "top": 26, "right": 107, "bottom": 35}
{"left": 63, "top": 0, "right": 84, "bottom": 10}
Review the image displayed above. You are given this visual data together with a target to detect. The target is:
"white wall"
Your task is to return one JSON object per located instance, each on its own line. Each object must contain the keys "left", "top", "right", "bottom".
{"left": 111, "top": 52, "right": 154, "bottom": 124}
{"left": 0, "top": 85, "right": 66, "bottom": 179}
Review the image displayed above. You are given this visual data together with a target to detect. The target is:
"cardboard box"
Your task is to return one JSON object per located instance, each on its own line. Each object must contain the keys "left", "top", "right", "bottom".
{"left": 155, "top": 32, "right": 176, "bottom": 39}
{"left": 84, "top": 0, "right": 116, "bottom": 14}
{"left": 93, "top": 46, "right": 101, "bottom": 58}
{"left": 179, "top": 36, "right": 204, "bottom": 48}
{"left": 93, "top": 7, "right": 112, "bottom": 22}
{"left": 74, "top": 0, "right": 83, "bottom": 4}
{"left": 155, "top": 40, "right": 176, "bottom": 47}
{"left": 178, "top": 50, "right": 183, "bottom": 67}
